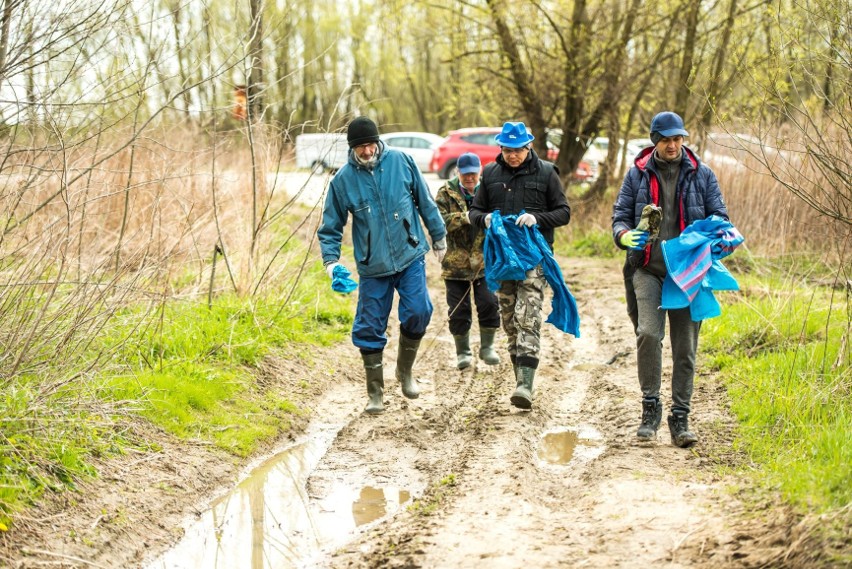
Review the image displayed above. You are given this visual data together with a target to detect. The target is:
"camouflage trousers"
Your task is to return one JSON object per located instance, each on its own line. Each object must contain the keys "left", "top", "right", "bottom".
{"left": 497, "top": 265, "right": 546, "bottom": 360}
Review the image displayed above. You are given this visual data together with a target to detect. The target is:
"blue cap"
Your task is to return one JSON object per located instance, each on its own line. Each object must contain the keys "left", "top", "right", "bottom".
{"left": 495, "top": 121, "right": 535, "bottom": 148}
{"left": 650, "top": 112, "right": 689, "bottom": 137}
{"left": 457, "top": 152, "right": 481, "bottom": 174}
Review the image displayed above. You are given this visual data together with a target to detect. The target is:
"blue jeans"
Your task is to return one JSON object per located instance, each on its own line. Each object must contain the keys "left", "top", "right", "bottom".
{"left": 352, "top": 257, "right": 433, "bottom": 352}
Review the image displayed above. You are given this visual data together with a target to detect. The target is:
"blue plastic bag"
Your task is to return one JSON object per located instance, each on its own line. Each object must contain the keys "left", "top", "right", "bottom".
{"left": 331, "top": 265, "right": 358, "bottom": 294}
{"left": 483, "top": 210, "right": 580, "bottom": 337}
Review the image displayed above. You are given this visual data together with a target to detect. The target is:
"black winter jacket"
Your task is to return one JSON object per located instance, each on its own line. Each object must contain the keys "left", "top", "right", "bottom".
{"left": 469, "top": 150, "right": 571, "bottom": 245}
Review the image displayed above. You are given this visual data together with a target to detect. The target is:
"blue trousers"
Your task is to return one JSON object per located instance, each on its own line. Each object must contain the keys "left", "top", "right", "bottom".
{"left": 352, "top": 257, "right": 433, "bottom": 352}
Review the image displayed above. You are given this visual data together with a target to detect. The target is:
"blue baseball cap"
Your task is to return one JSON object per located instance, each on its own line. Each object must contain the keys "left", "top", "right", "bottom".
{"left": 495, "top": 121, "right": 535, "bottom": 148}
{"left": 457, "top": 152, "right": 481, "bottom": 174}
{"left": 650, "top": 111, "right": 689, "bottom": 137}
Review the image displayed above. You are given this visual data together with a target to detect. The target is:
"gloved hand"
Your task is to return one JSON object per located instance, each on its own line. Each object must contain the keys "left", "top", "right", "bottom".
{"left": 515, "top": 213, "right": 537, "bottom": 227}
{"left": 325, "top": 262, "right": 344, "bottom": 279}
{"left": 433, "top": 238, "right": 447, "bottom": 263}
{"left": 619, "top": 229, "right": 649, "bottom": 250}
{"left": 327, "top": 263, "right": 357, "bottom": 294}
{"left": 468, "top": 211, "right": 493, "bottom": 228}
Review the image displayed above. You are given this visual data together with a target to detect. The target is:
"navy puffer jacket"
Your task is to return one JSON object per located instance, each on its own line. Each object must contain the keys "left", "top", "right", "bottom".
{"left": 612, "top": 145, "right": 728, "bottom": 268}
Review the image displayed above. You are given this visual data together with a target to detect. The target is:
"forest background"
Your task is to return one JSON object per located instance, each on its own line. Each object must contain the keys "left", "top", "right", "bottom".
{"left": 0, "top": 0, "right": 849, "bottom": 564}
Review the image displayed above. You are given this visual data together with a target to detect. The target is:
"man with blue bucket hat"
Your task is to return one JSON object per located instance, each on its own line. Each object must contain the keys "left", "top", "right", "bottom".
{"left": 612, "top": 111, "right": 731, "bottom": 447}
{"left": 468, "top": 121, "right": 571, "bottom": 410}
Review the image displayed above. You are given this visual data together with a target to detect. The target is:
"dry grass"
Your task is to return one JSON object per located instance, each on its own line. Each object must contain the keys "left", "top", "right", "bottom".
{"left": 0, "top": 123, "right": 320, "bottom": 386}
{"left": 568, "top": 140, "right": 849, "bottom": 268}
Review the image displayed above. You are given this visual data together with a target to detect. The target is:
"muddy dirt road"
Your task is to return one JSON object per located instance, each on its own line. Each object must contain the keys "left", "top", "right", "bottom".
{"left": 2, "top": 255, "right": 802, "bottom": 568}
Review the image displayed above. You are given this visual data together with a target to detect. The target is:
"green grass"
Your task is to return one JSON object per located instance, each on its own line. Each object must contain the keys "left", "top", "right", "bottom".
{"left": 702, "top": 267, "right": 851, "bottom": 512}
{"left": 568, "top": 228, "right": 851, "bottom": 554}
{"left": 0, "top": 263, "right": 355, "bottom": 530}
{"left": 555, "top": 226, "right": 621, "bottom": 259}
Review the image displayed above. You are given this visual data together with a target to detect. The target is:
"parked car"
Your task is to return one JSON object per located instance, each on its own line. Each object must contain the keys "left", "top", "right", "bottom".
{"left": 576, "top": 137, "right": 647, "bottom": 173}
{"left": 430, "top": 127, "right": 502, "bottom": 179}
{"left": 294, "top": 133, "right": 349, "bottom": 173}
{"left": 380, "top": 131, "right": 444, "bottom": 172}
{"left": 430, "top": 126, "right": 588, "bottom": 180}
{"left": 542, "top": 128, "right": 594, "bottom": 182}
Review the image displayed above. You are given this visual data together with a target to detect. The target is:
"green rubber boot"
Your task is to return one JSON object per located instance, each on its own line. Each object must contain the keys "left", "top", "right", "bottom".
{"left": 478, "top": 327, "right": 501, "bottom": 365}
{"left": 453, "top": 334, "right": 472, "bottom": 369}
{"left": 396, "top": 335, "right": 421, "bottom": 399}
{"left": 510, "top": 366, "right": 535, "bottom": 410}
{"left": 361, "top": 352, "right": 384, "bottom": 415}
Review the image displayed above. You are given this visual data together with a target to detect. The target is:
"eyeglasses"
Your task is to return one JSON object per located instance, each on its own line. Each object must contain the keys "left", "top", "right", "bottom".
{"left": 501, "top": 146, "right": 528, "bottom": 155}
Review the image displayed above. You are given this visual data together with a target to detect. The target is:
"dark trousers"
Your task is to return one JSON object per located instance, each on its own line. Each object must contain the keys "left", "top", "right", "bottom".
{"left": 445, "top": 278, "right": 500, "bottom": 336}
{"left": 632, "top": 268, "right": 701, "bottom": 413}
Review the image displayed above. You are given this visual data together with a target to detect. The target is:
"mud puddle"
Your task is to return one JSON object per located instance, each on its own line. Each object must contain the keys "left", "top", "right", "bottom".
{"left": 145, "top": 414, "right": 411, "bottom": 569}
{"left": 537, "top": 425, "right": 605, "bottom": 466}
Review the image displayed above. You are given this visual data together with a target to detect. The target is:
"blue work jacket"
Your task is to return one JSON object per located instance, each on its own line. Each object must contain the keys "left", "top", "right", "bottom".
{"left": 318, "top": 144, "right": 447, "bottom": 278}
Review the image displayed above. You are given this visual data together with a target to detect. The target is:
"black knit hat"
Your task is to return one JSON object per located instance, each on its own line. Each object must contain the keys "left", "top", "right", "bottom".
{"left": 347, "top": 116, "right": 380, "bottom": 148}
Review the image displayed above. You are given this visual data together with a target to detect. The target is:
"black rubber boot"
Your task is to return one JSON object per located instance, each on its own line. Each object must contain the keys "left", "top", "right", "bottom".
{"left": 510, "top": 366, "right": 535, "bottom": 410}
{"left": 453, "top": 334, "right": 472, "bottom": 369}
{"left": 668, "top": 410, "right": 698, "bottom": 448}
{"left": 395, "top": 335, "right": 421, "bottom": 399}
{"left": 478, "top": 327, "right": 501, "bottom": 365}
{"left": 636, "top": 398, "right": 662, "bottom": 441}
{"left": 362, "top": 352, "right": 384, "bottom": 415}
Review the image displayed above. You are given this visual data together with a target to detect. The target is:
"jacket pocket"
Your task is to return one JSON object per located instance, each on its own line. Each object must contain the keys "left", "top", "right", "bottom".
{"left": 522, "top": 180, "right": 548, "bottom": 210}
{"left": 352, "top": 202, "right": 372, "bottom": 265}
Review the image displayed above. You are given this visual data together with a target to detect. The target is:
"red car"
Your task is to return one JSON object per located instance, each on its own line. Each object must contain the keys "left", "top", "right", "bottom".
{"left": 430, "top": 126, "right": 592, "bottom": 181}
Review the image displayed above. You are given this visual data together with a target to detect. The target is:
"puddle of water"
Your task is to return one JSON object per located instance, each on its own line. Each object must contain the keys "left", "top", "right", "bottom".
{"left": 146, "top": 424, "right": 410, "bottom": 569}
{"left": 537, "top": 426, "right": 605, "bottom": 465}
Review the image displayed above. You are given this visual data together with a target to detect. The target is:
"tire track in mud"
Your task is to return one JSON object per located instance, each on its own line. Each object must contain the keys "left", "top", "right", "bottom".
{"left": 316, "top": 256, "right": 764, "bottom": 568}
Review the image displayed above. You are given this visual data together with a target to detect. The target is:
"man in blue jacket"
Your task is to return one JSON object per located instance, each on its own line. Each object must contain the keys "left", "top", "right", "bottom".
{"left": 612, "top": 111, "right": 729, "bottom": 447}
{"left": 468, "top": 121, "right": 571, "bottom": 410}
{"left": 319, "top": 116, "right": 447, "bottom": 415}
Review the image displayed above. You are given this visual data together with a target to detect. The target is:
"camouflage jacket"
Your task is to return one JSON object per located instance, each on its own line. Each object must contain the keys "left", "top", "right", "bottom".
{"left": 435, "top": 178, "right": 486, "bottom": 281}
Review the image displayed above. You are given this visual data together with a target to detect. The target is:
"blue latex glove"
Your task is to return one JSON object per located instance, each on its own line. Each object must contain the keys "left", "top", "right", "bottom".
{"left": 620, "top": 229, "right": 649, "bottom": 250}
{"left": 330, "top": 264, "right": 357, "bottom": 294}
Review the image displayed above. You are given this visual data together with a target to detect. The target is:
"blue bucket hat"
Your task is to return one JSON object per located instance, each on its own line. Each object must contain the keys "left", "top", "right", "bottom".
{"left": 650, "top": 111, "right": 689, "bottom": 138}
{"left": 457, "top": 152, "right": 481, "bottom": 174}
{"left": 495, "top": 122, "right": 535, "bottom": 148}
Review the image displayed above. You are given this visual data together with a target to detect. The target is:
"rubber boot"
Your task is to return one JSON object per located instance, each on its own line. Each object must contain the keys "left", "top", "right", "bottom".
{"left": 362, "top": 352, "right": 384, "bottom": 415}
{"left": 636, "top": 398, "right": 662, "bottom": 441}
{"left": 453, "top": 334, "right": 472, "bottom": 369}
{"left": 668, "top": 410, "right": 698, "bottom": 448}
{"left": 395, "top": 335, "right": 421, "bottom": 399}
{"left": 510, "top": 366, "right": 535, "bottom": 410}
{"left": 478, "top": 327, "right": 501, "bottom": 365}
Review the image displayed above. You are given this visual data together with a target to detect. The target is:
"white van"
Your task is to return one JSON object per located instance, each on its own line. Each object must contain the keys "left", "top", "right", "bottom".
{"left": 294, "top": 133, "right": 349, "bottom": 173}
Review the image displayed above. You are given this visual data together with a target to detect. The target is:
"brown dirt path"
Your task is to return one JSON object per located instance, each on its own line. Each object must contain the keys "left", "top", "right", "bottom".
{"left": 0, "top": 256, "right": 804, "bottom": 568}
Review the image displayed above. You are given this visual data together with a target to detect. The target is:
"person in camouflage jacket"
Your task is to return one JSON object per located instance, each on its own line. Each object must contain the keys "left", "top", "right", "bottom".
{"left": 435, "top": 153, "right": 501, "bottom": 370}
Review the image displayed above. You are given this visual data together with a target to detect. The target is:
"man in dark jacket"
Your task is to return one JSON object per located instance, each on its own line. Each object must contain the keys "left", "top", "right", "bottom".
{"left": 469, "top": 122, "right": 571, "bottom": 410}
{"left": 435, "top": 152, "right": 501, "bottom": 370}
{"left": 319, "top": 116, "right": 447, "bottom": 415}
{"left": 612, "top": 111, "right": 729, "bottom": 447}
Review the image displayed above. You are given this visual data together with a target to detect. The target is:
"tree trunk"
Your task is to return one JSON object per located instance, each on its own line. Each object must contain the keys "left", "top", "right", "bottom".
{"left": 248, "top": 0, "right": 264, "bottom": 121}
{"left": 485, "top": 0, "right": 548, "bottom": 144}
{"left": 674, "top": 0, "right": 701, "bottom": 116}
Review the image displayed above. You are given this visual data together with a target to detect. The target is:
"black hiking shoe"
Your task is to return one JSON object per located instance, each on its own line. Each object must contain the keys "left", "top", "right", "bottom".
{"left": 667, "top": 411, "right": 698, "bottom": 448}
{"left": 636, "top": 399, "right": 662, "bottom": 441}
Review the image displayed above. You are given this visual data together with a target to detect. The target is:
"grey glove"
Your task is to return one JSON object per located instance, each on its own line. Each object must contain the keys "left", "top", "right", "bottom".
{"left": 433, "top": 238, "right": 447, "bottom": 263}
